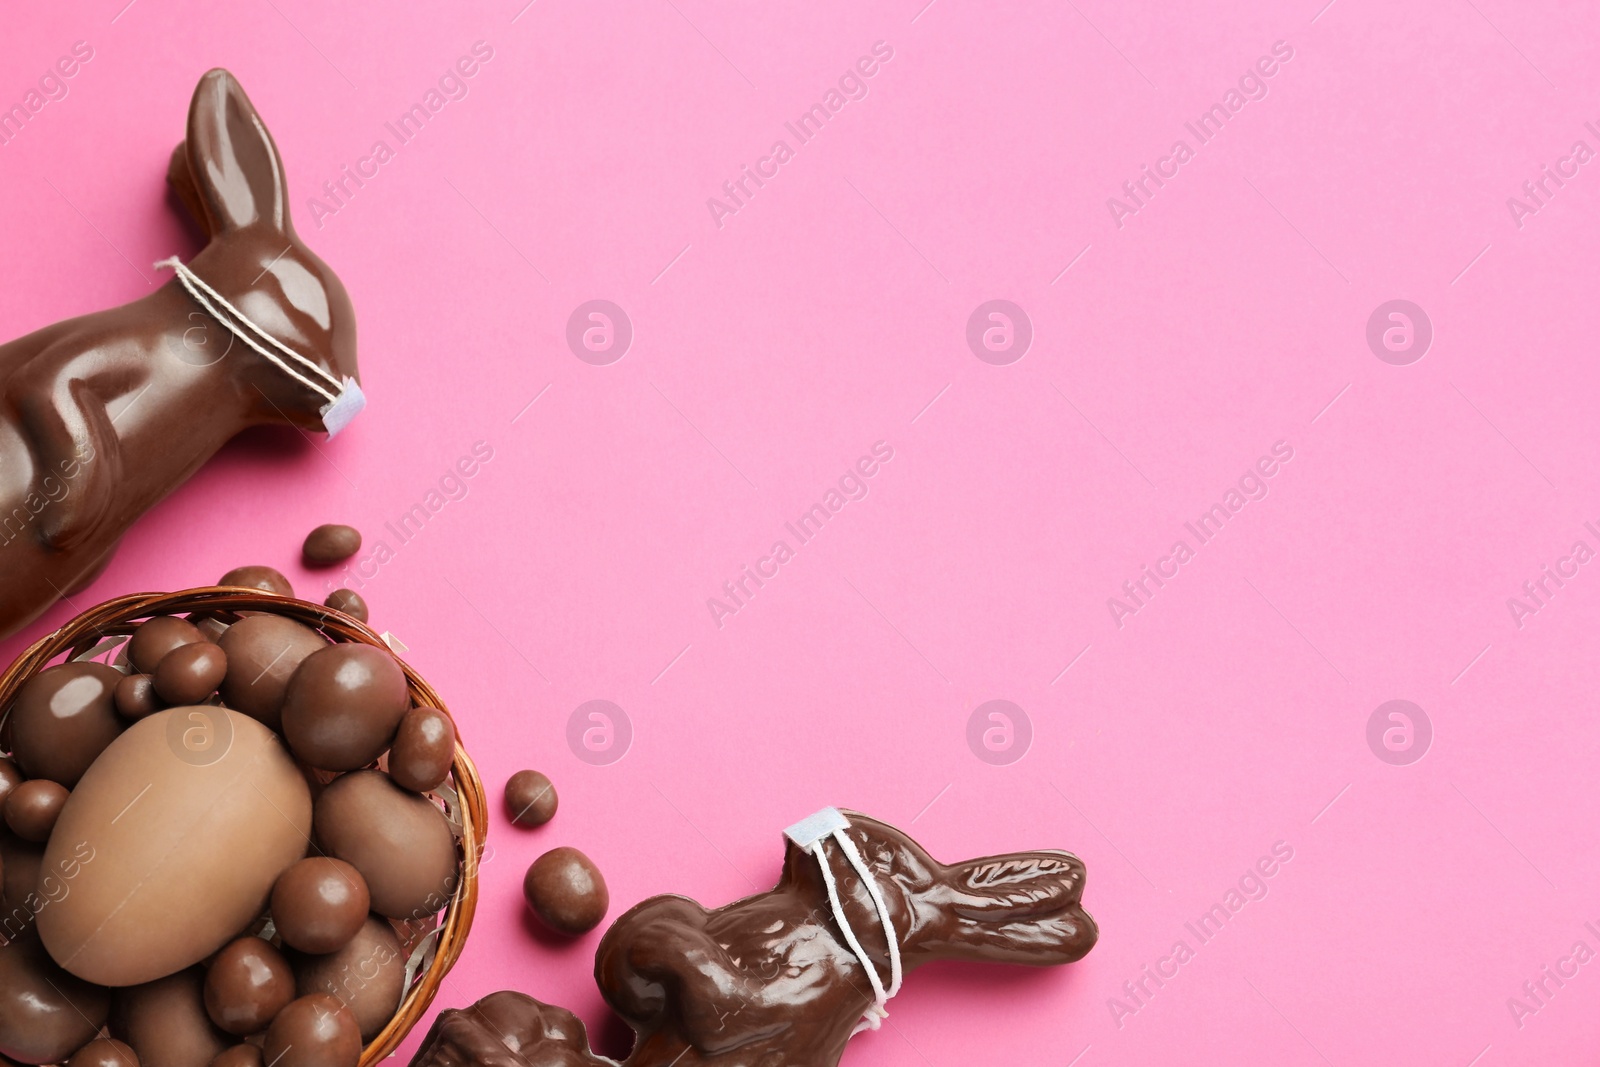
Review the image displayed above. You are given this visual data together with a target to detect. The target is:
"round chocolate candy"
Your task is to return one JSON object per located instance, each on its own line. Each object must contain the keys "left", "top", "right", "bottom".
{"left": 203, "top": 937, "right": 295, "bottom": 1036}
{"left": 217, "top": 616, "right": 326, "bottom": 731}
{"left": 505, "top": 770, "right": 558, "bottom": 828}
{"left": 322, "top": 588, "right": 368, "bottom": 624}
{"left": 128, "top": 616, "right": 206, "bottom": 674}
{"left": 313, "top": 770, "right": 458, "bottom": 919}
{"left": 281, "top": 645, "right": 408, "bottom": 771}
{"left": 114, "top": 674, "right": 162, "bottom": 720}
{"left": 113, "top": 968, "right": 229, "bottom": 1067}
{"left": 523, "top": 847, "right": 608, "bottom": 936}
{"left": 303, "top": 525, "right": 361, "bottom": 566}
{"left": 9, "top": 661, "right": 124, "bottom": 786}
{"left": 218, "top": 566, "right": 294, "bottom": 598}
{"left": 292, "top": 916, "right": 405, "bottom": 1041}
{"left": 389, "top": 707, "right": 455, "bottom": 793}
{"left": 5, "top": 779, "right": 68, "bottom": 842}
{"left": 66, "top": 1038, "right": 139, "bottom": 1067}
{"left": 209, "top": 1046, "right": 263, "bottom": 1067}
{"left": 153, "top": 643, "right": 229, "bottom": 706}
{"left": 262, "top": 994, "right": 361, "bottom": 1067}
{"left": 271, "top": 858, "right": 370, "bottom": 955}
{"left": 0, "top": 935, "right": 110, "bottom": 1064}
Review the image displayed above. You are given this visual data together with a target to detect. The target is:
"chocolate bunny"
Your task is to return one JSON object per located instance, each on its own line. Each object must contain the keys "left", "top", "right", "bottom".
{"left": 0, "top": 68, "right": 358, "bottom": 637}
{"left": 412, "top": 810, "right": 1096, "bottom": 1067}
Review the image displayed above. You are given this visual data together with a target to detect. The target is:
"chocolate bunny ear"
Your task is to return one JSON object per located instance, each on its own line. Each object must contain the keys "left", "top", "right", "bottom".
{"left": 182, "top": 69, "right": 291, "bottom": 235}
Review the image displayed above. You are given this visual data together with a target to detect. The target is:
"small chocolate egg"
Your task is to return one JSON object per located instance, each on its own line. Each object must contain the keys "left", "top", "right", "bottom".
{"left": 270, "top": 858, "right": 369, "bottom": 954}
{"left": 322, "top": 589, "right": 368, "bottom": 624}
{"left": 67, "top": 1038, "right": 139, "bottom": 1067}
{"left": 5, "top": 779, "right": 68, "bottom": 842}
{"left": 523, "top": 847, "right": 608, "bottom": 936}
{"left": 313, "top": 770, "right": 458, "bottom": 919}
{"left": 153, "top": 643, "right": 228, "bottom": 706}
{"left": 262, "top": 994, "right": 361, "bottom": 1067}
{"left": 0, "top": 935, "right": 110, "bottom": 1064}
{"left": 209, "top": 1046, "right": 262, "bottom": 1067}
{"left": 504, "top": 770, "right": 558, "bottom": 828}
{"left": 113, "top": 968, "right": 229, "bottom": 1067}
{"left": 388, "top": 707, "right": 455, "bottom": 793}
{"left": 128, "top": 616, "right": 206, "bottom": 674}
{"left": 203, "top": 937, "right": 294, "bottom": 1036}
{"left": 302, "top": 525, "right": 361, "bottom": 567}
{"left": 218, "top": 566, "right": 294, "bottom": 598}
{"left": 114, "top": 674, "right": 163, "bottom": 721}
{"left": 9, "top": 661, "right": 124, "bottom": 786}
{"left": 281, "top": 645, "right": 408, "bottom": 771}
{"left": 291, "top": 916, "right": 405, "bottom": 1041}
{"left": 216, "top": 616, "right": 326, "bottom": 731}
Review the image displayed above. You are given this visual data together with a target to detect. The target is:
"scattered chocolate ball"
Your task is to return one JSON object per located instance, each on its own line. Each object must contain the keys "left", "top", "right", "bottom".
{"left": 114, "top": 673, "right": 163, "bottom": 720}
{"left": 218, "top": 566, "right": 294, "bottom": 598}
{"left": 303, "top": 525, "right": 362, "bottom": 566}
{"left": 291, "top": 916, "right": 405, "bottom": 1041}
{"left": 0, "top": 935, "right": 110, "bottom": 1064}
{"left": 9, "top": 661, "right": 124, "bottom": 786}
{"left": 505, "top": 770, "right": 557, "bottom": 828}
{"left": 210, "top": 1046, "right": 263, "bottom": 1067}
{"left": 271, "top": 858, "right": 370, "bottom": 955}
{"left": 217, "top": 615, "right": 326, "bottom": 731}
{"left": 281, "top": 644, "right": 409, "bottom": 771}
{"left": 323, "top": 588, "right": 368, "bottom": 624}
{"left": 5, "top": 779, "right": 68, "bottom": 842}
{"left": 113, "top": 968, "right": 229, "bottom": 1067}
{"left": 67, "top": 1038, "right": 139, "bottom": 1067}
{"left": 314, "top": 770, "right": 459, "bottom": 919}
{"left": 203, "top": 937, "right": 295, "bottom": 1036}
{"left": 523, "top": 846, "right": 608, "bottom": 936}
{"left": 128, "top": 615, "right": 206, "bottom": 674}
{"left": 389, "top": 707, "right": 455, "bottom": 792}
{"left": 262, "top": 994, "right": 361, "bottom": 1067}
{"left": 153, "top": 642, "right": 229, "bottom": 706}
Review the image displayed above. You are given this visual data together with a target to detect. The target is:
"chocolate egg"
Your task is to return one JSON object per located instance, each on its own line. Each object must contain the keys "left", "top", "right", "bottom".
{"left": 281, "top": 646, "right": 408, "bottom": 771}
{"left": 114, "top": 675, "right": 162, "bottom": 721}
{"left": 504, "top": 770, "right": 557, "bottom": 828}
{"left": 523, "top": 847, "right": 608, "bottom": 936}
{"left": 0, "top": 840, "right": 43, "bottom": 938}
{"left": 217, "top": 566, "right": 293, "bottom": 598}
{"left": 209, "top": 1046, "right": 261, "bottom": 1067}
{"left": 291, "top": 917, "right": 405, "bottom": 1041}
{"left": 0, "top": 934, "right": 110, "bottom": 1064}
{"left": 216, "top": 616, "right": 326, "bottom": 731}
{"left": 270, "top": 858, "right": 369, "bottom": 954}
{"left": 67, "top": 1038, "right": 138, "bottom": 1067}
{"left": 313, "top": 770, "right": 458, "bottom": 919}
{"left": 112, "top": 969, "right": 229, "bottom": 1067}
{"left": 38, "top": 708, "right": 312, "bottom": 987}
{"left": 208, "top": 1049, "right": 257, "bottom": 1067}
{"left": 152, "top": 644, "right": 228, "bottom": 706}
{"left": 388, "top": 707, "right": 454, "bottom": 793}
{"left": 302, "top": 525, "right": 361, "bottom": 567}
{"left": 128, "top": 617, "right": 205, "bottom": 675}
{"left": 203, "top": 937, "right": 293, "bottom": 1036}
{"left": 322, "top": 589, "right": 367, "bottom": 624}
{"left": 262, "top": 994, "right": 361, "bottom": 1067}
{"left": 9, "top": 661, "right": 124, "bottom": 787}
{"left": 5, "top": 779, "right": 68, "bottom": 842}
{"left": 0, "top": 758, "right": 23, "bottom": 808}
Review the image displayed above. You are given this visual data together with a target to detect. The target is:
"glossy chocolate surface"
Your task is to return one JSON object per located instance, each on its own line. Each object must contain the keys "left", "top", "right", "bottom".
{"left": 262, "top": 994, "right": 361, "bottom": 1067}
{"left": 411, "top": 812, "right": 1095, "bottom": 1067}
{"left": 290, "top": 916, "right": 405, "bottom": 1041}
{"left": 216, "top": 615, "right": 325, "bottom": 731}
{"left": 270, "top": 857, "right": 369, "bottom": 955}
{"left": 128, "top": 617, "right": 205, "bottom": 675}
{"left": 112, "top": 968, "right": 229, "bottom": 1067}
{"left": 0, "top": 934, "right": 110, "bottom": 1064}
{"left": 388, "top": 706, "right": 454, "bottom": 793}
{"left": 522, "top": 848, "right": 606, "bottom": 936}
{"left": 503, "top": 770, "right": 556, "bottom": 828}
{"left": 313, "top": 770, "right": 457, "bottom": 920}
{"left": 281, "top": 645, "right": 407, "bottom": 771}
{"left": 0, "top": 70, "right": 357, "bottom": 639}
{"left": 302, "top": 524, "right": 360, "bottom": 566}
{"left": 322, "top": 589, "right": 368, "bottom": 624}
{"left": 203, "top": 937, "right": 294, "bottom": 1036}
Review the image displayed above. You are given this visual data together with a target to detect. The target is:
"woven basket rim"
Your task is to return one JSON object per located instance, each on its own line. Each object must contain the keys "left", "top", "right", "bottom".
{"left": 0, "top": 585, "right": 487, "bottom": 1065}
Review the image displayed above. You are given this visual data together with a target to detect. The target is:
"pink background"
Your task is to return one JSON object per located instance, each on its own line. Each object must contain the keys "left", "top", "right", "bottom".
{"left": 4, "top": 1, "right": 1600, "bottom": 1063}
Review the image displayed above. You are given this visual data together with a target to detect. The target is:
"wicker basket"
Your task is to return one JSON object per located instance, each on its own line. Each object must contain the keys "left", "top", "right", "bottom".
{"left": 0, "top": 586, "right": 487, "bottom": 1064}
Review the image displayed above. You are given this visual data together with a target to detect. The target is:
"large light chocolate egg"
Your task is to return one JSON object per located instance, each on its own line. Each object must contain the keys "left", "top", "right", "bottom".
{"left": 37, "top": 708, "right": 311, "bottom": 987}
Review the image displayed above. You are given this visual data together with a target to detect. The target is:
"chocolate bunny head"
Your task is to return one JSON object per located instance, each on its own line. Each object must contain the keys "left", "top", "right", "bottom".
{"left": 167, "top": 68, "right": 359, "bottom": 429}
